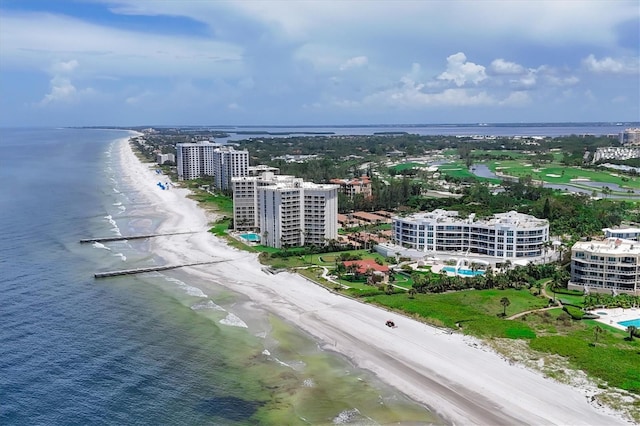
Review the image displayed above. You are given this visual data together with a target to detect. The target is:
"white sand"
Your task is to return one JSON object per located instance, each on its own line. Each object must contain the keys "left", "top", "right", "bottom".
{"left": 117, "top": 136, "right": 630, "bottom": 425}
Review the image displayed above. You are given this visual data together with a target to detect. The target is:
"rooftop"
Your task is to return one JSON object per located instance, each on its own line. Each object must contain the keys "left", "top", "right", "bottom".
{"left": 395, "top": 209, "right": 548, "bottom": 229}
{"left": 572, "top": 238, "right": 640, "bottom": 255}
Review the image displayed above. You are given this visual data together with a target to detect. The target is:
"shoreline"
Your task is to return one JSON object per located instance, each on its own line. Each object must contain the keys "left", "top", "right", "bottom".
{"left": 117, "top": 135, "right": 631, "bottom": 425}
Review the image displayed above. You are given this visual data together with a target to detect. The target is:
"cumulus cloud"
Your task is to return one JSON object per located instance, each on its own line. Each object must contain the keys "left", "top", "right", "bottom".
{"left": 50, "top": 59, "right": 79, "bottom": 74}
{"left": 582, "top": 54, "right": 639, "bottom": 74}
{"left": 437, "top": 52, "right": 487, "bottom": 86}
{"left": 39, "top": 76, "right": 77, "bottom": 105}
{"left": 38, "top": 59, "right": 95, "bottom": 106}
{"left": 340, "top": 56, "right": 368, "bottom": 70}
{"left": 491, "top": 59, "right": 525, "bottom": 75}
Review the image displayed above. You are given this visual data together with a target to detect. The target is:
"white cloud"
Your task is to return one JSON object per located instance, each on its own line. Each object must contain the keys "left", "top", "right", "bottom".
{"left": 37, "top": 59, "right": 95, "bottom": 106}
{"left": 512, "top": 71, "right": 537, "bottom": 88}
{"left": 582, "top": 54, "right": 639, "bottom": 74}
{"left": 499, "top": 91, "right": 531, "bottom": 106}
{"left": 491, "top": 59, "right": 525, "bottom": 75}
{"left": 50, "top": 59, "right": 79, "bottom": 74}
{"left": 102, "top": 1, "right": 639, "bottom": 49}
{"left": 340, "top": 56, "right": 368, "bottom": 71}
{"left": 39, "top": 75, "right": 94, "bottom": 106}
{"left": 437, "top": 53, "right": 487, "bottom": 87}
{"left": 0, "top": 12, "right": 244, "bottom": 78}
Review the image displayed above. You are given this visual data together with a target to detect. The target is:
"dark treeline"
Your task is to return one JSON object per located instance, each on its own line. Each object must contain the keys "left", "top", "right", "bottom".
{"left": 136, "top": 130, "right": 637, "bottom": 240}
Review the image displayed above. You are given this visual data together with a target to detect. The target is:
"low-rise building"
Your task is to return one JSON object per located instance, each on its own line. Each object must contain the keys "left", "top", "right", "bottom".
{"left": 392, "top": 210, "right": 549, "bottom": 260}
{"left": 329, "top": 176, "right": 372, "bottom": 199}
{"left": 351, "top": 211, "right": 391, "bottom": 224}
{"left": 603, "top": 227, "right": 640, "bottom": 242}
{"left": 343, "top": 259, "right": 390, "bottom": 283}
{"left": 569, "top": 238, "right": 639, "bottom": 295}
{"left": 156, "top": 153, "right": 175, "bottom": 165}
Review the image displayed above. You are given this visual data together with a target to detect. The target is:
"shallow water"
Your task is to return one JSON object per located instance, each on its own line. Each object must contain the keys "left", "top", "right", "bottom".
{"left": 0, "top": 128, "right": 442, "bottom": 425}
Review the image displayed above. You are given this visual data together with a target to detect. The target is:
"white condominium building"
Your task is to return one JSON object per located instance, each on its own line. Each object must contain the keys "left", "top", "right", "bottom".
{"left": 176, "top": 141, "right": 221, "bottom": 180}
{"left": 176, "top": 142, "right": 248, "bottom": 189}
{"left": 213, "top": 147, "right": 249, "bottom": 191}
{"left": 603, "top": 227, "right": 640, "bottom": 242}
{"left": 233, "top": 172, "right": 338, "bottom": 248}
{"left": 393, "top": 210, "right": 549, "bottom": 259}
{"left": 569, "top": 238, "right": 639, "bottom": 295}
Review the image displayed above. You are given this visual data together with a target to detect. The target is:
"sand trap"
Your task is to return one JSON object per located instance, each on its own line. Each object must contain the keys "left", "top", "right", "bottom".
{"left": 116, "top": 136, "right": 630, "bottom": 425}
{"left": 571, "top": 178, "right": 591, "bottom": 182}
{"left": 546, "top": 173, "right": 562, "bottom": 178}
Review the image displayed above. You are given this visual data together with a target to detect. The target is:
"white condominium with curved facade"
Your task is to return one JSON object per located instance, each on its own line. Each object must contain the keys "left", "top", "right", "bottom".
{"left": 393, "top": 209, "right": 549, "bottom": 259}
{"left": 569, "top": 238, "right": 639, "bottom": 295}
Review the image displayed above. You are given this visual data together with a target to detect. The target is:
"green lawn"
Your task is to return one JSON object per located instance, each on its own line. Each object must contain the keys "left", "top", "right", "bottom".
{"left": 486, "top": 161, "right": 640, "bottom": 190}
{"left": 366, "top": 289, "right": 544, "bottom": 338}
{"left": 388, "top": 162, "right": 427, "bottom": 172}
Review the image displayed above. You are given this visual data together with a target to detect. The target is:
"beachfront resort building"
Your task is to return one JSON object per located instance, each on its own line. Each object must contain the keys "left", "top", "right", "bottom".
{"left": 232, "top": 172, "right": 338, "bottom": 248}
{"left": 212, "top": 147, "right": 250, "bottom": 191}
{"left": 569, "top": 238, "right": 640, "bottom": 295}
{"left": 392, "top": 210, "right": 549, "bottom": 260}
{"left": 176, "top": 141, "right": 221, "bottom": 180}
{"left": 176, "top": 142, "right": 249, "bottom": 189}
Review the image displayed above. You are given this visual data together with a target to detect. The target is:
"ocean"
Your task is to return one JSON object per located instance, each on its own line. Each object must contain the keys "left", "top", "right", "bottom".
{"left": 0, "top": 128, "right": 441, "bottom": 425}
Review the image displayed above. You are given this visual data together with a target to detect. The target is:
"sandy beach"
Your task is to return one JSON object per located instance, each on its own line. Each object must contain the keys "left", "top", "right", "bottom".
{"left": 118, "top": 135, "right": 630, "bottom": 425}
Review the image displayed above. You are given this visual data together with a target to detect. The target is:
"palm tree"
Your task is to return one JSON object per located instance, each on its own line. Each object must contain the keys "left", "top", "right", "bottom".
{"left": 500, "top": 297, "right": 511, "bottom": 317}
{"left": 593, "top": 325, "right": 604, "bottom": 344}
{"left": 627, "top": 325, "right": 638, "bottom": 340}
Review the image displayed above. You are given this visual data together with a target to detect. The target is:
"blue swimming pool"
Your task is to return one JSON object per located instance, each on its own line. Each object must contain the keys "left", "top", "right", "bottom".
{"left": 239, "top": 233, "right": 260, "bottom": 242}
{"left": 442, "top": 266, "right": 485, "bottom": 277}
{"left": 618, "top": 318, "right": 640, "bottom": 328}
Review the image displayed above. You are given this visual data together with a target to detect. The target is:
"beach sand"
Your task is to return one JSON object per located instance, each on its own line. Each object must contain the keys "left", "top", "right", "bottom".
{"left": 118, "top": 136, "right": 630, "bottom": 425}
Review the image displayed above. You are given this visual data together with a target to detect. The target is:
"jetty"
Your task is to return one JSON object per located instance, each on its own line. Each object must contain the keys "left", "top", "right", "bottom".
{"left": 80, "top": 231, "right": 196, "bottom": 244}
{"left": 94, "top": 260, "right": 225, "bottom": 279}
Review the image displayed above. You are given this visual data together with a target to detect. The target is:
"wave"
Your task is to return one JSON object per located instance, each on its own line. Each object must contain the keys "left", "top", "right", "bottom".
{"left": 113, "top": 202, "right": 122, "bottom": 206}
{"left": 190, "top": 300, "right": 225, "bottom": 311}
{"left": 163, "top": 276, "right": 208, "bottom": 298}
{"left": 219, "top": 313, "right": 248, "bottom": 328}
{"left": 113, "top": 253, "right": 127, "bottom": 261}
{"left": 113, "top": 188, "right": 120, "bottom": 194}
{"left": 104, "top": 215, "right": 121, "bottom": 235}
{"left": 92, "top": 242, "right": 111, "bottom": 251}
{"left": 332, "top": 408, "right": 366, "bottom": 424}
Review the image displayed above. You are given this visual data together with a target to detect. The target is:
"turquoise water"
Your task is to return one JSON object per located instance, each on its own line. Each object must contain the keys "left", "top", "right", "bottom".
{"left": 618, "top": 318, "right": 640, "bottom": 328}
{"left": 240, "top": 232, "right": 260, "bottom": 242}
{"left": 442, "top": 266, "right": 485, "bottom": 277}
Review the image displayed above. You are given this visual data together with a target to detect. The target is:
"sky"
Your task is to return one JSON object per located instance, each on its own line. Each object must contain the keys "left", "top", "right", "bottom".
{"left": 1, "top": 0, "right": 639, "bottom": 127}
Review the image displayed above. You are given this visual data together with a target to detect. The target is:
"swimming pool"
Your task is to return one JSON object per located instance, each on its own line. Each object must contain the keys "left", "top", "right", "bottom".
{"left": 618, "top": 318, "right": 640, "bottom": 328}
{"left": 442, "top": 266, "right": 485, "bottom": 277}
{"left": 239, "top": 233, "right": 261, "bottom": 242}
